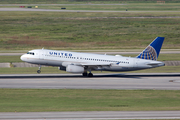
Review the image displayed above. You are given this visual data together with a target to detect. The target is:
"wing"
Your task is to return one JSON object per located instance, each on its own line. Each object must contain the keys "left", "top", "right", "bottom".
{"left": 79, "top": 62, "right": 112, "bottom": 70}
{"left": 62, "top": 62, "right": 112, "bottom": 70}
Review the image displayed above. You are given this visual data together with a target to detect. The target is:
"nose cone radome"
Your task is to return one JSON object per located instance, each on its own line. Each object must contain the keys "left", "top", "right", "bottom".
{"left": 20, "top": 54, "right": 26, "bottom": 61}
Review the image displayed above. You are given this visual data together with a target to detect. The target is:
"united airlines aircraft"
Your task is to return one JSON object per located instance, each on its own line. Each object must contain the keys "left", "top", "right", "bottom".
{"left": 21, "top": 37, "right": 165, "bottom": 77}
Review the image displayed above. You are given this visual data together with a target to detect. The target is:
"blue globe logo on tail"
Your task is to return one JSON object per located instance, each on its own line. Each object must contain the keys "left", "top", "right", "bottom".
{"left": 137, "top": 37, "right": 164, "bottom": 61}
{"left": 137, "top": 46, "right": 157, "bottom": 60}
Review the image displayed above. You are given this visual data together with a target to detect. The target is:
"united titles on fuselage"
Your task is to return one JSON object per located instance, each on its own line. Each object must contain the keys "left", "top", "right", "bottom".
{"left": 49, "top": 52, "right": 73, "bottom": 57}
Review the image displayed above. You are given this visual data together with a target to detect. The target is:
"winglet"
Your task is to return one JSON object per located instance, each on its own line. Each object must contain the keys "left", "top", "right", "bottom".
{"left": 136, "top": 37, "right": 164, "bottom": 61}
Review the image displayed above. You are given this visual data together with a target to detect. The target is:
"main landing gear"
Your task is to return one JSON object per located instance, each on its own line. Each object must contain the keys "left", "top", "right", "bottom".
{"left": 82, "top": 72, "right": 93, "bottom": 77}
{"left": 88, "top": 73, "right": 93, "bottom": 77}
{"left": 37, "top": 65, "right": 41, "bottom": 74}
{"left": 82, "top": 72, "right": 88, "bottom": 77}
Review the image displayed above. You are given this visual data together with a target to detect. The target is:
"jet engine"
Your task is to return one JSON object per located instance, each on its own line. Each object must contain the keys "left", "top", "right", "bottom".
{"left": 66, "top": 65, "right": 84, "bottom": 73}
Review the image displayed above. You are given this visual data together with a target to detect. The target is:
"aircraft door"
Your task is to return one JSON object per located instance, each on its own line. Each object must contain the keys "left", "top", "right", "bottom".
{"left": 39, "top": 50, "right": 44, "bottom": 60}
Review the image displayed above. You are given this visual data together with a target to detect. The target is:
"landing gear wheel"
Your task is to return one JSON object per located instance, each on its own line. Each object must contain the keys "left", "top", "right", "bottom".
{"left": 37, "top": 65, "right": 41, "bottom": 74}
{"left": 88, "top": 73, "right": 93, "bottom": 77}
{"left": 82, "top": 72, "right": 88, "bottom": 77}
{"left": 37, "top": 70, "right": 41, "bottom": 74}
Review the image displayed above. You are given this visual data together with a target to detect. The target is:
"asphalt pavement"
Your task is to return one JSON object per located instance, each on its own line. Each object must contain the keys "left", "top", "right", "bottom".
{"left": 0, "top": 73, "right": 180, "bottom": 90}
{"left": 0, "top": 111, "right": 180, "bottom": 119}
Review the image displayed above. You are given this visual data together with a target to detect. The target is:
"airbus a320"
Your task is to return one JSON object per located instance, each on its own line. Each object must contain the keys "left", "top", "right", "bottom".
{"left": 21, "top": 37, "right": 165, "bottom": 77}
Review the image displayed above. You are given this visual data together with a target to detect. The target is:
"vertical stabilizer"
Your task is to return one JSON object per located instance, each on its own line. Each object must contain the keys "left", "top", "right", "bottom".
{"left": 136, "top": 37, "right": 164, "bottom": 61}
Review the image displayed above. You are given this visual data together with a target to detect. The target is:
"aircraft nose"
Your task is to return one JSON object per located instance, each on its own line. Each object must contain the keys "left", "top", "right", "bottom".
{"left": 20, "top": 54, "right": 26, "bottom": 61}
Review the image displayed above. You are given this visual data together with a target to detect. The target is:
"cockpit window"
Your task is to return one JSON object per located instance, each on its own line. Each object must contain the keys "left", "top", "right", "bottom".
{"left": 27, "top": 52, "right": 34, "bottom": 55}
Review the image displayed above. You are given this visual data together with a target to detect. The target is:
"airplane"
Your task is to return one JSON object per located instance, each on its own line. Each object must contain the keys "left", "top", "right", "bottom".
{"left": 20, "top": 37, "right": 165, "bottom": 77}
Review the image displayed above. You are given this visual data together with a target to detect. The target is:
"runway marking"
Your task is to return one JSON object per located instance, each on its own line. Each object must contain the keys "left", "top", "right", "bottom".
{"left": 0, "top": 111, "right": 180, "bottom": 119}
{"left": 0, "top": 73, "right": 180, "bottom": 90}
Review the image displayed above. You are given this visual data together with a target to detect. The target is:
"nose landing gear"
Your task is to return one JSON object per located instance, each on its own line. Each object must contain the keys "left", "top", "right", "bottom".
{"left": 37, "top": 65, "right": 41, "bottom": 74}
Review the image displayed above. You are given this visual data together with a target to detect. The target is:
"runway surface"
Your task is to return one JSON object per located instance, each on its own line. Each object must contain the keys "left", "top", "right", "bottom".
{"left": 1, "top": 8, "right": 180, "bottom": 13}
{"left": 0, "top": 4, "right": 126, "bottom": 6}
{"left": 1, "top": 111, "right": 180, "bottom": 119}
{"left": 0, "top": 73, "right": 180, "bottom": 90}
{"left": 1, "top": 73, "right": 180, "bottom": 119}
{"left": 0, "top": 8, "right": 129, "bottom": 12}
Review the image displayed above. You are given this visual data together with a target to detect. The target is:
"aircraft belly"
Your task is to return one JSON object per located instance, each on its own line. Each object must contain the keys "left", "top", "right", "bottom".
{"left": 42, "top": 59, "right": 62, "bottom": 66}
{"left": 94, "top": 65, "right": 134, "bottom": 72}
{"left": 27, "top": 58, "right": 62, "bottom": 66}
{"left": 109, "top": 66, "right": 132, "bottom": 71}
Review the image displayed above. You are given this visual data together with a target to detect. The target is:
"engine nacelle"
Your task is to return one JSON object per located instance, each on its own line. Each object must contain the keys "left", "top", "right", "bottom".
{"left": 66, "top": 65, "right": 84, "bottom": 73}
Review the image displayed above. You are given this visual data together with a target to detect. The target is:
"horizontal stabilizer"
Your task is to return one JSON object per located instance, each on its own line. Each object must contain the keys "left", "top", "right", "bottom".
{"left": 147, "top": 61, "right": 165, "bottom": 66}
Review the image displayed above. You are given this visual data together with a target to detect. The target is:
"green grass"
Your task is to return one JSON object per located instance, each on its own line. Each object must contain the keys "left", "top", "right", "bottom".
{"left": 0, "top": 67, "right": 65, "bottom": 74}
{"left": 0, "top": 56, "right": 21, "bottom": 63}
{"left": 0, "top": 89, "right": 180, "bottom": 112}
{"left": 0, "top": 11, "right": 180, "bottom": 50}
{"left": 130, "top": 66, "right": 180, "bottom": 73}
{"left": 122, "top": 53, "right": 180, "bottom": 61}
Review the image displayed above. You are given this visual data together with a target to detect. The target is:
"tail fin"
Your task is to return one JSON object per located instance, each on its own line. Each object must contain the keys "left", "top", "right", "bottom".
{"left": 136, "top": 37, "right": 164, "bottom": 61}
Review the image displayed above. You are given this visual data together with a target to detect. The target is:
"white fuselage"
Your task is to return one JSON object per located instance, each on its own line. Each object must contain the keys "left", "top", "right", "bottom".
{"left": 21, "top": 49, "right": 165, "bottom": 72}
